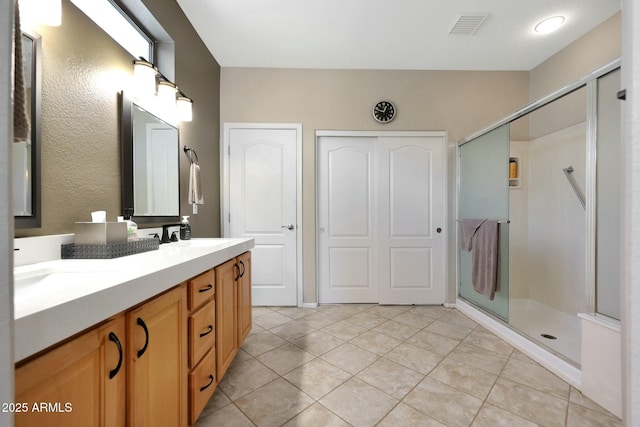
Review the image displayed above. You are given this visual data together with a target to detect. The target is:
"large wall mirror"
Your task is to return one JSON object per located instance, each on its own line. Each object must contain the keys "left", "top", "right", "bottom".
{"left": 121, "top": 92, "right": 180, "bottom": 224}
{"left": 13, "top": 31, "right": 41, "bottom": 228}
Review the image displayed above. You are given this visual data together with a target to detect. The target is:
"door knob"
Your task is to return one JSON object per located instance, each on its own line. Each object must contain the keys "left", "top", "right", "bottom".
{"left": 436, "top": 227, "right": 442, "bottom": 233}
{"left": 281, "top": 224, "right": 295, "bottom": 230}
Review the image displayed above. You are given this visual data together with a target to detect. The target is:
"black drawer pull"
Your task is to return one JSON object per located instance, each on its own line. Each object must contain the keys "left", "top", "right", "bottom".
{"left": 136, "top": 317, "right": 149, "bottom": 358}
{"left": 108, "top": 332, "right": 123, "bottom": 379}
{"left": 198, "top": 284, "right": 213, "bottom": 293}
{"left": 239, "top": 260, "right": 245, "bottom": 277}
{"left": 199, "top": 325, "right": 214, "bottom": 338}
{"left": 200, "top": 374, "right": 215, "bottom": 392}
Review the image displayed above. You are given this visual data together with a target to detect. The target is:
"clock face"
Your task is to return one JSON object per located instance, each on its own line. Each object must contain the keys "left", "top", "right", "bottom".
{"left": 372, "top": 101, "right": 396, "bottom": 123}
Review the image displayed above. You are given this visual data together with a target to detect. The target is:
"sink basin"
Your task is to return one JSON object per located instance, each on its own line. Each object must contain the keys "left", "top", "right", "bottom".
{"left": 159, "top": 239, "right": 228, "bottom": 249}
{"left": 13, "top": 261, "right": 121, "bottom": 290}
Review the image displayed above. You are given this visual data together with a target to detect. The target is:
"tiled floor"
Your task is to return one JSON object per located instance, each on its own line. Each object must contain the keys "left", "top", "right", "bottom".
{"left": 194, "top": 304, "right": 622, "bottom": 427}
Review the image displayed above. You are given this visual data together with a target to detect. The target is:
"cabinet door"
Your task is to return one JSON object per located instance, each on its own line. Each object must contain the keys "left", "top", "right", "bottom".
{"left": 215, "top": 258, "right": 238, "bottom": 380}
{"left": 15, "top": 315, "right": 126, "bottom": 427}
{"left": 237, "top": 251, "right": 252, "bottom": 344}
{"left": 127, "top": 285, "right": 188, "bottom": 427}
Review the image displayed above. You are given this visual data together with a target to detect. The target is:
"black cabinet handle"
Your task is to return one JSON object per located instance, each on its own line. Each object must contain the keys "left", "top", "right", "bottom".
{"left": 239, "top": 260, "right": 245, "bottom": 277}
{"left": 233, "top": 263, "right": 240, "bottom": 281}
{"left": 200, "top": 374, "right": 215, "bottom": 392}
{"left": 198, "top": 284, "right": 213, "bottom": 293}
{"left": 199, "top": 325, "right": 214, "bottom": 338}
{"left": 136, "top": 317, "right": 149, "bottom": 358}
{"left": 108, "top": 332, "right": 123, "bottom": 379}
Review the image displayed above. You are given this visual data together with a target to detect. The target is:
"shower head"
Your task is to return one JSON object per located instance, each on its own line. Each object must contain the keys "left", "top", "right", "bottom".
{"left": 563, "top": 166, "right": 574, "bottom": 174}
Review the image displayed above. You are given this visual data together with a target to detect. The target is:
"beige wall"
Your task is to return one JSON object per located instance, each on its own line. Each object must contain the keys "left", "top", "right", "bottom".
{"left": 16, "top": 0, "right": 221, "bottom": 237}
{"left": 221, "top": 68, "right": 530, "bottom": 303}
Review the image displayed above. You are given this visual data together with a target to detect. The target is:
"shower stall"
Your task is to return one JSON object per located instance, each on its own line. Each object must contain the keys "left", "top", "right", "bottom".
{"left": 457, "top": 61, "right": 621, "bottom": 367}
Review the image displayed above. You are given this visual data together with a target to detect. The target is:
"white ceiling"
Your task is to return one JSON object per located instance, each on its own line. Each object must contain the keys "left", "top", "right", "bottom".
{"left": 176, "top": 0, "right": 620, "bottom": 71}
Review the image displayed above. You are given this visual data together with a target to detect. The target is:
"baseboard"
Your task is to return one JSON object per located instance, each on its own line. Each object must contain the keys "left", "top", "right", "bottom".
{"left": 300, "top": 302, "right": 318, "bottom": 309}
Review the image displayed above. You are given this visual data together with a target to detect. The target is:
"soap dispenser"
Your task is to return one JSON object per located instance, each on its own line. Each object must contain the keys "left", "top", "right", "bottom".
{"left": 180, "top": 216, "right": 191, "bottom": 240}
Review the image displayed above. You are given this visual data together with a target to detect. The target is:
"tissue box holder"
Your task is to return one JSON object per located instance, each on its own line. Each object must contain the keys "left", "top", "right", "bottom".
{"left": 74, "top": 222, "right": 128, "bottom": 245}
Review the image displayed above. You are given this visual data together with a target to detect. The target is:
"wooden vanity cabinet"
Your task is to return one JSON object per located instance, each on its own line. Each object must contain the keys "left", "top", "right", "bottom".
{"left": 127, "top": 285, "right": 188, "bottom": 427}
{"left": 14, "top": 315, "right": 126, "bottom": 427}
{"left": 215, "top": 251, "right": 252, "bottom": 381}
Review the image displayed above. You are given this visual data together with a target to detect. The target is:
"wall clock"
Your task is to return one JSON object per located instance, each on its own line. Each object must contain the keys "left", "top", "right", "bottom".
{"left": 372, "top": 101, "right": 396, "bottom": 123}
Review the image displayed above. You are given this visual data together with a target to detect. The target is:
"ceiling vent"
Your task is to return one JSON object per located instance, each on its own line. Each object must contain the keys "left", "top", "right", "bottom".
{"left": 449, "top": 14, "right": 489, "bottom": 35}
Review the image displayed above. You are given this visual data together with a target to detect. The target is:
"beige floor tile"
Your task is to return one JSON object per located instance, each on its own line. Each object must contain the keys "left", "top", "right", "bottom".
{"left": 374, "top": 319, "right": 422, "bottom": 340}
{"left": 377, "top": 403, "right": 446, "bottom": 427}
{"left": 487, "top": 377, "right": 568, "bottom": 427}
{"left": 570, "top": 387, "right": 616, "bottom": 416}
{"left": 218, "top": 358, "right": 279, "bottom": 400}
{"left": 283, "top": 358, "right": 351, "bottom": 400}
{"left": 471, "top": 403, "right": 538, "bottom": 427}
{"left": 428, "top": 357, "right": 498, "bottom": 399}
{"left": 193, "top": 403, "right": 254, "bottom": 427}
{"left": 253, "top": 311, "right": 293, "bottom": 329}
{"left": 275, "top": 306, "right": 317, "bottom": 319}
{"left": 406, "top": 329, "right": 460, "bottom": 355}
{"left": 235, "top": 378, "right": 314, "bottom": 427}
{"left": 283, "top": 403, "right": 351, "bottom": 427}
{"left": 357, "top": 358, "right": 424, "bottom": 399}
{"left": 252, "top": 307, "right": 275, "bottom": 318}
{"left": 350, "top": 330, "right": 402, "bottom": 355}
{"left": 230, "top": 348, "right": 253, "bottom": 367}
{"left": 196, "top": 387, "right": 231, "bottom": 420}
{"left": 322, "top": 320, "right": 368, "bottom": 341}
{"left": 425, "top": 319, "right": 474, "bottom": 340}
{"left": 567, "top": 402, "right": 622, "bottom": 427}
{"left": 447, "top": 343, "right": 509, "bottom": 374}
{"left": 392, "top": 311, "right": 437, "bottom": 329}
{"left": 344, "top": 311, "right": 388, "bottom": 329}
{"left": 320, "top": 377, "right": 398, "bottom": 427}
{"left": 297, "top": 312, "right": 341, "bottom": 329}
{"left": 463, "top": 327, "right": 514, "bottom": 356}
{"left": 403, "top": 377, "right": 483, "bottom": 427}
{"left": 241, "top": 330, "right": 287, "bottom": 356}
{"left": 256, "top": 343, "right": 316, "bottom": 375}
{"left": 270, "top": 320, "right": 317, "bottom": 341}
{"left": 510, "top": 349, "right": 540, "bottom": 365}
{"left": 248, "top": 324, "right": 265, "bottom": 336}
{"left": 291, "top": 330, "right": 345, "bottom": 356}
{"left": 366, "top": 305, "right": 412, "bottom": 318}
{"left": 321, "top": 343, "right": 378, "bottom": 374}
{"left": 409, "top": 305, "right": 450, "bottom": 319}
{"left": 384, "top": 342, "right": 444, "bottom": 374}
{"left": 500, "top": 357, "right": 570, "bottom": 399}
{"left": 439, "top": 310, "right": 479, "bottom": 329}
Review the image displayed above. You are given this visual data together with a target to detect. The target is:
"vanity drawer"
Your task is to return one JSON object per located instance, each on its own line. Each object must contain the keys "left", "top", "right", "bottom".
{"left": 189, "top": 348, "right": 217, "bottom": 425}
{"left": 189, "top": 299, "right": 215, "bottom": 369}
{"left": 188, "top": 269, "right": 215, "bottom": 310}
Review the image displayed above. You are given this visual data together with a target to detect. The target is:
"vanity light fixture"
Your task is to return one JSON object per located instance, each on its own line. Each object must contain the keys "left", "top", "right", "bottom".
{"left": 176, "top": 94, "right": 193, "bottom": 122}
{"left": 534, "top": 16, "right": 565, "bottom": 34}
{"left": 131, "top": 59, "right": 193, "bottom": 122}
{"left": 133, "top": 58, "right": 157, "bottom": 97}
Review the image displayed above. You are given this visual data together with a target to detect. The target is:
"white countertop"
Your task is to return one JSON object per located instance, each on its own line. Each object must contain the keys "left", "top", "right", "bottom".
{"left": 13, "top": 238, "right": 254, "bottom": 362}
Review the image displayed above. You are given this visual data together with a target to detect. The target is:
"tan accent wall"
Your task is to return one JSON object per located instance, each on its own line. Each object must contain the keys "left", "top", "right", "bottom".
{"left": 16, "top": 0, "right": 221, "bottom": 237}
{"left": 220, "top": 68, "right": 530, "bottom": 303}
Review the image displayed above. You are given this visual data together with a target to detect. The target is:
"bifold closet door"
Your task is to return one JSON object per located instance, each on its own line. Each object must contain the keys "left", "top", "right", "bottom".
{"left": 318, "top": 134, "right": 446, "bottom": 304}
{"left": 318, "top": 137, "right": 378, "bottom": 303}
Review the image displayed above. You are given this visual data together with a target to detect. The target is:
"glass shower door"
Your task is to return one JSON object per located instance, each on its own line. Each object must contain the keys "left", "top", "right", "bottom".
{"left": 459, "top": 124, "right": 510, "bottom": 321}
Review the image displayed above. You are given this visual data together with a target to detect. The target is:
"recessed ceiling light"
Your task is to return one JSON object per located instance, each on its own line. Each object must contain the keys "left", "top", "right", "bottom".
{"left": 534, "top": 16, "right": 565, "bottom": 34}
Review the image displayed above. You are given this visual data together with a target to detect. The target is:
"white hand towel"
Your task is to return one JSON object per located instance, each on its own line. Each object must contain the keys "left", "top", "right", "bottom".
{"left": 188, "top": 163, "right": 204, "bottom": 205}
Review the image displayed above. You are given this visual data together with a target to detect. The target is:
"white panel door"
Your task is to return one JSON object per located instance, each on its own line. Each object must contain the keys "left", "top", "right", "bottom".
{"left": 229, "top": 128, "right": 298, "bottom": 306}
{"left": 377, "top": 136, "right": 445, "bottom": 304}
{"left": 318, "top": 137, "right": 377, "bottom": 303}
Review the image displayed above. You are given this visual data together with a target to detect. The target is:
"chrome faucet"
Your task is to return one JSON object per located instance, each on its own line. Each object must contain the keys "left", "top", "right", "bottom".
{"left": 160, "top": 223, "right": 182, "bottom": 244}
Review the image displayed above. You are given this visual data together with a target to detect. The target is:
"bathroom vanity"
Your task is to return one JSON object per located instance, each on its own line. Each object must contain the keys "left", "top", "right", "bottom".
{"left": 12, "top": 237, "right": 253, "bottom": 427}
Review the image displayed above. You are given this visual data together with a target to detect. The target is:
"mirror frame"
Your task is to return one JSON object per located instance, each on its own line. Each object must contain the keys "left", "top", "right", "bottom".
{"left": 120, "top": 91, "right": 180, "bottom": 225}
{"left": 15, "top": 30, "right": 42, "bottom": 229}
